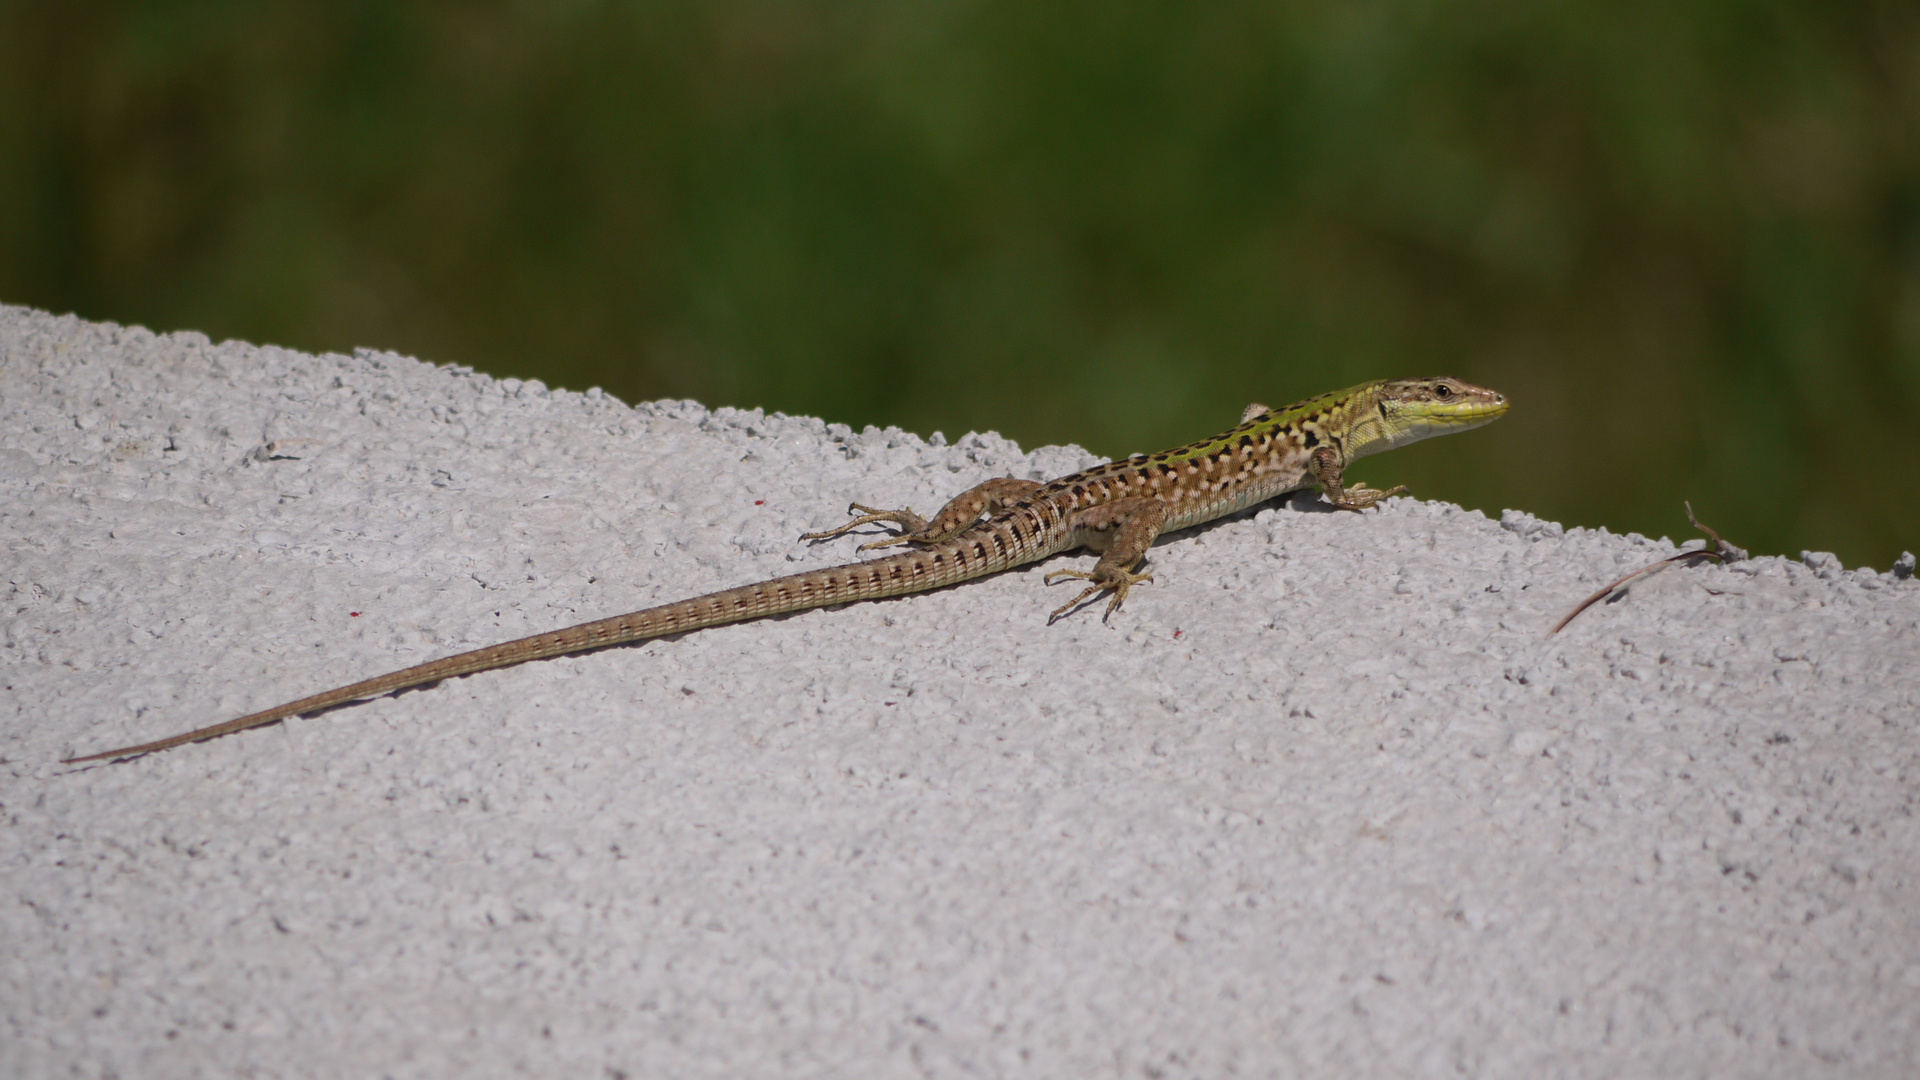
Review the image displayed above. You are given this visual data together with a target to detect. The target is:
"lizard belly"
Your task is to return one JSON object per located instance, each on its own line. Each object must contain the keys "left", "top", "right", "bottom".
{"left": 1160, "top": 470, "right": 1310, "bottom": 533}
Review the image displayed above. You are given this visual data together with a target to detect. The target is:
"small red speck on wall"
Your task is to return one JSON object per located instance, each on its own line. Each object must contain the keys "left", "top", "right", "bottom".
{"left": 349, "top": 612, "right": 361, "bottom": 617}
{"left": 1173, "top": 629, "right": 1182, "bottom": 638}
{"left": 754, "top": 500, "right": 765, "bottom": 506}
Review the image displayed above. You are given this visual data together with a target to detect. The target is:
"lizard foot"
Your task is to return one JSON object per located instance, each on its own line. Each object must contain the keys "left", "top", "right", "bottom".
{"left": 1326, "top": 483, "right": 1408, "bottom": 513}
{"left": 1044, "top": 566, "right": 1153, "bottom": 623}
{"left": 800, "top": 503, "right": 932, "bottom": 550}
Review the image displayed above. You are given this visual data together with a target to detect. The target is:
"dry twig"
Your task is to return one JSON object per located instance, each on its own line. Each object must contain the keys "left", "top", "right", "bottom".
{"left": 1549, "top": 503, "right": 1742, "bottom": 635}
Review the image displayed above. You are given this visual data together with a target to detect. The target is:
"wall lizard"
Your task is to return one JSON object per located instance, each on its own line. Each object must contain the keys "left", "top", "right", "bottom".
{"left": 64, "top": 377, "right": 1506, "bottom": 763}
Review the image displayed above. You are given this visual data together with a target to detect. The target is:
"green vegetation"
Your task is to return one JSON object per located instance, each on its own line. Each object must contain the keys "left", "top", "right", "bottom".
{"left": 4, "top": 2, "right": 1915, "bottom": 567}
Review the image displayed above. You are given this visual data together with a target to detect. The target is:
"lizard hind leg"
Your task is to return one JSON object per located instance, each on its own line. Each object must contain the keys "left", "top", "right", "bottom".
{"left": 800, "top": 477, "right": 1046, "bottom": 552}
{"left": 800, "top": 503, "right": 934, "bottom": 551}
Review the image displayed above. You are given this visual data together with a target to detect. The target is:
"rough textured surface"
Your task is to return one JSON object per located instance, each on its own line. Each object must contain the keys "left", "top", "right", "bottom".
{"left": 4, "top": 303, "right": 1917, "bottom": 1079}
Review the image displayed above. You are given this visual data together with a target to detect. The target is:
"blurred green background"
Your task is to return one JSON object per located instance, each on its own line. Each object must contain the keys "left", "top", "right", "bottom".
{"left": 3, "top": 2, "right": 1916, "bottom": 568}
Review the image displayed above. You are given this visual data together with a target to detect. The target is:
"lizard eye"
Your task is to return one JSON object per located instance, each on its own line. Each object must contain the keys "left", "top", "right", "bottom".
{"left": 1433, "top": 383, "right": 1452, "bottom": 398}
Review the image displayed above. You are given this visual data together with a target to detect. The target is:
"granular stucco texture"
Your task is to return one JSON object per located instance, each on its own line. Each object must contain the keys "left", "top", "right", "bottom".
{"left": 4, "top": 304, "right": 1917, "bottom": 1078}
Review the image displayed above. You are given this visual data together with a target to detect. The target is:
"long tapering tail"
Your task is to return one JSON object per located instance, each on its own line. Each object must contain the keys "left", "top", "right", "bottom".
{"left": 64, "top": 534, "right": 1038, "bottom": 763}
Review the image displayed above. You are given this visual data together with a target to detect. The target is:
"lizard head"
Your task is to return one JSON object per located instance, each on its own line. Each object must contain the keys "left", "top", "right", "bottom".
{"left": 1348, "top": 377, "right": 1508, "bottom": 458}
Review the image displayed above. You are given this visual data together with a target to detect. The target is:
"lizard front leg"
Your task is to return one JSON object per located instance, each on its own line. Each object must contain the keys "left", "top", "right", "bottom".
{"left": 801, "top": 477, "right": 1043, "bottom": 551}
{"left": 1309, "top": 445, "right": 1408, "bottom": 512}
{"left": 1044, "top": 496, "right": 1169, "bottom": 621}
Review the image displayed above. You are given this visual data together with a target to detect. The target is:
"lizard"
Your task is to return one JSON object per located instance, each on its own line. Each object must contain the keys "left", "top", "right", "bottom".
{"left": 63, "top": 377, "right": 1506, "bottom": 763}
